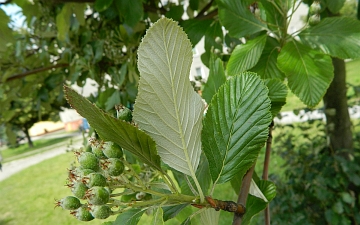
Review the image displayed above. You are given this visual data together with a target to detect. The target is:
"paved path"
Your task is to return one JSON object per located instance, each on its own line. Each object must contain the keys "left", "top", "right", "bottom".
{"left": 0, "top": 135, "right": 83, "bottom": 182}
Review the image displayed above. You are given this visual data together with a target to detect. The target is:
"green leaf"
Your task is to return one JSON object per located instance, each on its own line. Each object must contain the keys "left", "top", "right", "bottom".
{"left": 325, "top": 209, "right": 340, "bottom": 224}
{"left": 189, "top": 0, "right": 199, "bottom": 10}
{"left": 264, "top": 79, "right": 287, "bottom": 117}
{"left": 64, "top": 86, "right": 162, "bottom": 171}
{"left": 250, "top": 37, "right": 284, "bottom": 80}
{"left": 324, "top": 0, "right": 346, "bottom": 14}
{"left": 340, "top": 192, "right": 354, "bottom": 205}
{"left": 227, "top": 34, "right": 267, "bottom": 75}
{"left": 133, "top": 18, "right": 204, "bottom": 176}
{"left": 72, "top": 3, "right": 86, "bottom": 25}
{"left": 298, "top": 17, "right": 360, "bottom": 59}
{"left": 94, "top": 0, "right": 113, "bottom": 12}
{"left": 202, "top": 72, "right": 272, "bottom": 184}
{"left": 181, "top": 19, "right": 212, "bottom": 47}
{"left": 277, "top": 40, "right": 334, "bottom": 107}
{"left": 202, "top": 54, "right": 226, "bottom": 104}
{"left": 105, "top": 90, "right": 120, "bottom": 111}
{"left": 218, "top": 0, "right": 267, "bottom": 38}
{"left": 114, "top": 208, "right": 145, "bottom": 225}
{"left": 166, "top": 5, "right": 184, "bottom": 21}
{"left": 115, "top": 0, "right": 143, "bottom": 27}
{"left": 0, "top": 9, "right": 15, "bottom": 51}
{"left": 199, "top": 208, "right": 220, "bottom": 225}
{"left": 195, "top": 155, "right": 211, "bottom": 195}
{"left": 151, "top": 207, "right": 164, "bottom": 225}
{"left": 92, "top": 40, "right": 104, "bottom": 63}
{"left": 204, "top": 20, "right": 223, "bottom": 52}
{"left": 162, "top": 204, "right": 188, "bottom": 221}
{"left": 108, "top": 63, "right": 127, "bottom": 87}
{"left": 180, "top": 154, "right": 211, "bottom": 196}
{"left": 201, "top": 21, "right": 223, "bottom": 67}
{"left": 56, "top": 3, "right": 72, "bottom": 41}
{"left": 249, "top": 179, "right": 268, "bottom": 202}
{"left": 242, "top": 180, "right": 276, "bottom": 224}
{"left": 259, "top": 0, "right": 286, "bottom": 32}
{"left": 180, "top": 218, "right": 191, "bottom": 225}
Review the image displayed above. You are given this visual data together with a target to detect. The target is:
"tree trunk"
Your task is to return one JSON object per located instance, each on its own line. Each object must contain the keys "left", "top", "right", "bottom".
{"left": 23, "top": 127, "right": 34, "bottom": 148}
{"left": 323, "top": 57, "right": 353, "bottom": 152}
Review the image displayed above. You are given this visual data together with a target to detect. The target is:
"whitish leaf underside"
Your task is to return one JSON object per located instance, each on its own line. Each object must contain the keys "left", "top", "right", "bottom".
{"left": 133, "top": 18, "right": 204, "bottom": 176}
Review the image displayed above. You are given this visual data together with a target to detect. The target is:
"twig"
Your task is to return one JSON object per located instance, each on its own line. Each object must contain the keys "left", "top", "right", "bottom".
{"left": 262, "top": 121, "right": 274, "bottom": 225}
{"left": 195, "top": 0, "right": 214, "bottom": 18}
{"left": 3, "top": 63, "right": 69, "bottom": 82}
{"left": 232, "top": 165, "right": 255, "bottom": 225}
{"left": 196, "top": 9, "right": 218, "bottom": 20}
{"left": 262, "top": 121, "right": 274, "bottom": 180}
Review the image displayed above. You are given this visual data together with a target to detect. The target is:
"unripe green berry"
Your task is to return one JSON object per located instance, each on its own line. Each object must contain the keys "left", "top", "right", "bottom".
{"left": 103, "top": 158, "right": 125, "bottom": 176}
{"left": 134, "top": 192, "right": 152, "bottom": 201}
{"left": 309, "top": 14, "right": 320, "bottom": 26}
{"left": 92, "top": 145, "right": 107, "bottom": 159}
{"left": 56, "top": 196, "right": 81, "bottom": 210}
{"left": 78, "top": 152, "right": 99, "bottom": 171}
{"left": 72, "top": 205, "right": 94, "bottom": 221}
{"left": 90, "top": 205, "right": 112, "bottom": 219}
{"left": 86, "top": 186, "right": 110, "bottom": 205}
{"left": 213, "top": 48, "right": 221, "bottom": 55}
{"left": 115, "top": 105, "right": 132, "bottom": 122}
{"left": 309, "top": 1, "right": 321, "bottom": 15}
{"left": 103, "top": 142, "right": 123, "bottom": 158}
{"left": 75, "top": 168, "right": 94, "bottom": 178}
{"left": 86, "top": 173, "right": 107, "bottom": 188}
{"left": 215, "top": 36, "right": 222, "bottom": 44}
{"left": 71, "top": 182, "right": 89, "bottom": 199}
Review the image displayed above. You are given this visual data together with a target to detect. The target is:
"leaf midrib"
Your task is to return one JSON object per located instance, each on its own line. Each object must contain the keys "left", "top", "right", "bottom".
{"left": 163, "top": 27, "right": 194, "bottom": 175}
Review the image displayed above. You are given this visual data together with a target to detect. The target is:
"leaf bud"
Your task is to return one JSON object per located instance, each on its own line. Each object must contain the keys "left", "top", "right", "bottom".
{"left": 215, "top": 36, "right": 222, "bottom": 44}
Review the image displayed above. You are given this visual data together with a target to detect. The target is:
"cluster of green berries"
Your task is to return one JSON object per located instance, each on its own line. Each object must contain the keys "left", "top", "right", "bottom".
{"left": 308, "top": 1, "right": 321, "bottom": 26}
{"left": 56, "top": 139, "right": 125, "bottom": 221}
{"left": 56, "top": 106, "right": 162, "bottom": 222}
